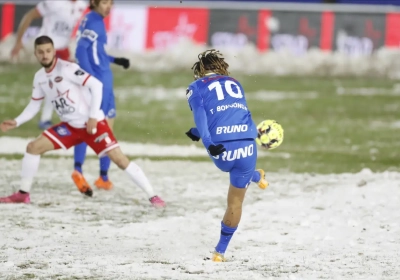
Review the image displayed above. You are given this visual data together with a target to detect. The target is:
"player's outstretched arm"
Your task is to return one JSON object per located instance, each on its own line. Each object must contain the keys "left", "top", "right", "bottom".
{"left": 0, "top": 120, "right": 17, "bottom": 132}
{"left": 8, "top": 98, "right": 44, "bottom": 130}
{"left": 11, "top": 8, "right": 42, "bottom": 58}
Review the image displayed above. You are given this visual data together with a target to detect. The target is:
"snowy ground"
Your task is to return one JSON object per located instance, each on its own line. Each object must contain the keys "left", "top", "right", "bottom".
{"left": 1, "top": 158, "right": 400, "bottom": 279}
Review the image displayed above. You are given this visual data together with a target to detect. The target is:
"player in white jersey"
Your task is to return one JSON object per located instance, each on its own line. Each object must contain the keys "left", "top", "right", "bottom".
{"left": 10, "top": 0, "right": 87, "bottom": 131}
{"left": 0, "top": 36, "right": 166, "bottom": 208}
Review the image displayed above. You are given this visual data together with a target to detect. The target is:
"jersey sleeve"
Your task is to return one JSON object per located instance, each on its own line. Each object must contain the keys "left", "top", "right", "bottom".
{"left": 64, "top": 63, "right": 92, "bottom": 86}
{"left": 36, "top": 1, "right": 58, "bottom": 17}
{"left": 187, "top": 84, "right": 214, "bottom": 148}
{"left": 32, "top": 76, "right": 45, "bottom": 100}
{"left": 14, "top": 76, "right": 45, "bottom": 127}
{"left": 77, "top": 19, "right": 99, "bottom": 48}
{"left": 76, "top": 18, "right": 98, "bottom": 74}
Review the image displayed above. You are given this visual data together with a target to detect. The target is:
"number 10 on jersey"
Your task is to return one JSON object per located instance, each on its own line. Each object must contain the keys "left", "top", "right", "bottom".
{"left": 208, "top": 80, "right": 243, "bottom": 101}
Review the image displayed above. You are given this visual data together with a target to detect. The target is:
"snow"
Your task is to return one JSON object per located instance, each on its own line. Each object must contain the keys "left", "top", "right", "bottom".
{"left": 0, "top": 136, "right": 291, "bottom": 159}
{"left": 2, "top": 35, "right": 400, "bottom": 78}
{"left": 1, "top": 158, "right": 400, "bottom": 279}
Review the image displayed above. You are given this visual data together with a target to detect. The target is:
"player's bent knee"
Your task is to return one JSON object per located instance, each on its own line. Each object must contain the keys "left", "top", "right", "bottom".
{"left": 26, "top": 136, "right": 54, "bottom": 155}
{"left": 106, "top": 147, "right": 129, "bottom": 169}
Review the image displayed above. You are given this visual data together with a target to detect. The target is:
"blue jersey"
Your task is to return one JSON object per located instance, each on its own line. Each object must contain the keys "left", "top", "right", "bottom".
{"left": 187, "top": 74, "right": 257, "bottom": 148}
{"left": 75, "top": 11, "right": 114, "bottom": 85}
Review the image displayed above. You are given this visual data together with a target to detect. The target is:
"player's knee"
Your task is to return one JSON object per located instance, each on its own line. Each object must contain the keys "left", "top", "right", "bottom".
{"left": 26, "top": 141, "right": 43, "bottom": 155}
{"left": 107, "top": 148, "right": 129, "bottom": 169}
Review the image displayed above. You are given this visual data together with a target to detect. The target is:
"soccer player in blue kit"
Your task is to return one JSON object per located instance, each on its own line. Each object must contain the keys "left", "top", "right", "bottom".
{"left": 185, "top": 50, "right": 268, "bottom": 262}
{"left": 72, "top": 0, "right": 130, "bottom": 196}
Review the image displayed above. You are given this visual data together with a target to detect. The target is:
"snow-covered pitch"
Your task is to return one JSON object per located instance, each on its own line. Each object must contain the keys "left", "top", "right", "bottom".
{"left": 1, "top": 156, "right": 400, "bottom": 279}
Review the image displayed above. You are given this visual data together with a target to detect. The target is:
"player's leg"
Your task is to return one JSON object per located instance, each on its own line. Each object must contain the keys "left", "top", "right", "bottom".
{"left": 73, "top": 143, "right": 87, "bottom": 174}
{"left": 86, "top": 120, "right": 166, "bottom": 208}
{"left": 251, "top": 169, "right": 269, "bottom": 189}
{"left": 38, "top": 96, "right": 53, "bottom": 130}
{"left": 212, "top": 140, "right": 256, "bottom": 262}
{"left": 0, "top": 123, "right": 80, "bottom": 203}
{"left": 212, "top": 184, "right": 248, "bottom": 262}
{"left": 95, "top": 90, "right": 115, "bottom": 190}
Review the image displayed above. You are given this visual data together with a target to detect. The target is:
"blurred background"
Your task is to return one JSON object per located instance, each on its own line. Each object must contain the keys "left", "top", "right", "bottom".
{"left": 0, "top": 0, "right": 399, "bottom": 173}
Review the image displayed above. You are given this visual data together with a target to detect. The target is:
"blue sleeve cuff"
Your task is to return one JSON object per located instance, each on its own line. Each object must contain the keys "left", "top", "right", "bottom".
{"left": 108, "top": 55, "right": 115, "bottom": 63}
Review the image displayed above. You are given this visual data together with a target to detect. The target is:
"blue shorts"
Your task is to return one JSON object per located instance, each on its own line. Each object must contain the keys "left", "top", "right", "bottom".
{"left": 210, "top": 139, "right": 257, "bottom": 188}
{"left": 101, "top": 87, "right": 116, "bottom": 119}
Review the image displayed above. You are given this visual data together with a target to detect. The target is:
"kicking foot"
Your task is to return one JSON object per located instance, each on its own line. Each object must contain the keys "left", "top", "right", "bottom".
{"left": 256, "top": 169, "right": 269, "bottom": 189}
{"left": 0, "top": 192, "right": 30, "bottom": 204}
{"left": 149, "top": 195, "right": 166, "bottom": 208}
{"left": 71, "top": 170, "right": 93, "bottom": 197}
{"left": 94, "top": 177, "right": 113, "bottom": 190}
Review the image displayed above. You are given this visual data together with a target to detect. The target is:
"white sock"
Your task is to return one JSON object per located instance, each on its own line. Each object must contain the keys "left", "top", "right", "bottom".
{"left": 124, "top": 162, "right": 155, "bottom": 199}
{"left": 20, "top": 153, "right": 41, "bottom": 193}
{"left": 40, "top": 96, "right": 53, "bottom": 122}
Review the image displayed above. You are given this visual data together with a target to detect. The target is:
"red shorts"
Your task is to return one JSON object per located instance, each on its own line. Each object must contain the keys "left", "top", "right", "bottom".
{"left": 56, "top": 48, "right": 70, "bottom": 61}
{"left": 43, "top": 120, "right": 119, "bottom": 157}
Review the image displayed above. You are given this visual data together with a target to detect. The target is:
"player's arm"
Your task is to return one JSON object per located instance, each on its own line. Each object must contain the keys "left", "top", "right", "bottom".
{"left": 11, "top": 1, "right": 50, "bottom": 57}
{"left": 1, "top": 82, "right": 45, "bottom": 132}
{"left": 188, "top": 88, "right": 226, "bottom": 156}
{"left": 75, "top": 26, "right": 96, "bottom": 75}
{"left": 67, "top": 66, "right": 103, "bottom": 118}
{"left": 188, "top": 90, "right": 213, "bottom": 148}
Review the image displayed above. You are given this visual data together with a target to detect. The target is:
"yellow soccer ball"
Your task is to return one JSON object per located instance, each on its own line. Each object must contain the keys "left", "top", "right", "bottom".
{"left": 255, "top": 120, "right": 284, "bottom": 150}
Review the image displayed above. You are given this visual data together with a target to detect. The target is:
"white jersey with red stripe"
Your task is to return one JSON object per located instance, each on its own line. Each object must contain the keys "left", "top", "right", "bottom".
{"left": 36, "top": 0, "right": 87, "bottom": 50}
{"left": 32, "top": 58, "right": 105, "bottom": 128}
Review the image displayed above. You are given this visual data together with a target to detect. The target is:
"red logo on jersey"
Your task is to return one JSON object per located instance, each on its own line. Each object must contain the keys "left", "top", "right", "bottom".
{"left": 55, "top": 76, "right": 63, "bottom": 83}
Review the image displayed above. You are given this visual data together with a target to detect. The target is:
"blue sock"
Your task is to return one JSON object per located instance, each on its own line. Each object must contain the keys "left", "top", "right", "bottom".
{"left": 251, "top": 170, "right": 261, "bottom": 183}
{"left": 215, "top": 221, "right": 237, "bottom": 254}
{"left": 74, "top": 143, "right": 87, "bottom": 173}
{"left": 100, "top": 156, "right": 111, "bottom": 181}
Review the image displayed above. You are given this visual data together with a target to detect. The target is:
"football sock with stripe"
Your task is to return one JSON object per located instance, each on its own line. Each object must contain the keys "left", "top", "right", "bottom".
{"left": 215, "top": 221, "right": 237, "bottom": 254}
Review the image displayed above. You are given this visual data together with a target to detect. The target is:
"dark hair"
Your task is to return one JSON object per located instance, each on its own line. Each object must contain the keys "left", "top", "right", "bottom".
{"left": 89, "top": 0, "right": 100, "bottom": 10}
{"left": 191, "top": 49, "right": 229, "bottom": 79}
{"left": 34, "top": 35, "right": 54, "bottom": 47}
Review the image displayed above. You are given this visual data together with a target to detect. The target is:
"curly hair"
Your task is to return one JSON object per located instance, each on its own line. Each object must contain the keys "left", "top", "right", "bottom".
{"left": 191, "top": 49, "right": 229, "bottom": 79}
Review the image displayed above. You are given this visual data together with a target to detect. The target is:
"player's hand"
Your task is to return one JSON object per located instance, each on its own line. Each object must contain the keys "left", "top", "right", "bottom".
{"left": 0, "top": 120, "right": 17, "bottom": 132}
{"left": 10, "top": 42, "right": 23, "bottom": 59}
{"left": 86, "top": 118, "right": 98, "bottom": 135}
{"left": 185, "top": 129, "right": 200, "bottom": 141}
{"left": 208, "top": 144, "right": 226, "bottom": 156}
{"left": 114, "top": 58, "right": 130, "bottom": 69}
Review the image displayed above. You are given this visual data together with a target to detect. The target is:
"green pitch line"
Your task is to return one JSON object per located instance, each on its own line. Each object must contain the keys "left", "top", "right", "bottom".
{"left": 0, "top": 62, "right": 399, "bottom": 173}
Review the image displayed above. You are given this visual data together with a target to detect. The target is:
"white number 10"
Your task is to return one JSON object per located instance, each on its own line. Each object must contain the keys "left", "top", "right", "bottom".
{"left": 208, "top": 80, "right": 243, "bottom": 101}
